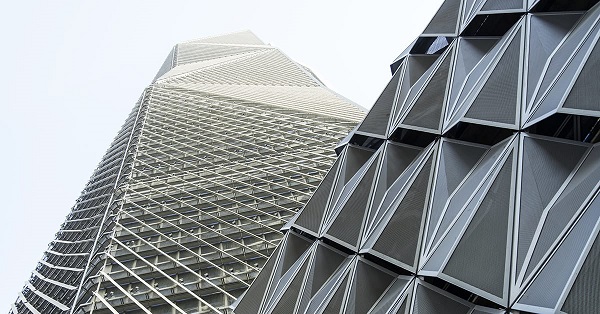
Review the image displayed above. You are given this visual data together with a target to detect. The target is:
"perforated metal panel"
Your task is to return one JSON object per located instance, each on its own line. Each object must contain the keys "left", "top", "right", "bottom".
{"left": 422, "top": 0, "right": 462, "bottom": 35}
{"left": 426, "top": 140, "right": 487, "bottom": 246}
{"left": 524, "top": 147, "right": 600, "bottom": 279}
{"left": 368, "top": 277, "right": 411, "bottom": 314}
{"left": 231, "top": 2, "right": 600, "bottom": 314}
{"left": 517, "top": 195, "right": 600, "bottom": 310}
{"left": 402, "top": 48, "right": 452, "bottom": 131}
{"left": 411, "top": 283, "right": 471, "bottom": 314}
{"left": 233, "top": 245, "right": 281, "bottom": 314}
{"left": 525, "top": 13, "right": 581, "bottom": 106}
{"left": 562, "top": 37, "right": 600, "bottom": 112}
{"left": 358, "top": 69, "right": 402, "bottom": 136}
{"left": 481, "top": 0, "right": 524, "bottom": 11}
{"left": 326, "top": 160, "right": 378, "bottom": 248}
{"left": 295, "top": 158, "right": 342, "bottom": 234}
{"left": 443, "top": 153, "right": 513, "bottom": 299}
{"left": 321, "top": 276, "right": 349, "bottom": 314}
{"left": 465, "top": 27, "right": 522, "bottom": 126}
{"left": 561, "top": 226, "right": 600, "bottom": 314}
{"left": 372, "top": 155, "right": 433, "bottom": 268}
{"left": 268, "top": 258, "right": 310, "bottom": 314}
{"left": 516, "top": 136, "right": 588, "bottom": 275}
{"left": 346, "top": 260, "right": 397, "bottom": 314}
{"left": 534, "top": 8, "right": 599, "bottom": 104}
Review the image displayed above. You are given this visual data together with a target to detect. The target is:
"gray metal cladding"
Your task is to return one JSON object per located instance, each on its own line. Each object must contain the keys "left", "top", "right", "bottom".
{"left": 357, "top": 69, "right": 402, "bottom": 137}
{"left": 320, "top": 275, "right": 348, "bottom": 314}
{"left": 234, "top": 1, "right": 600, "bottom": 313}
{"left": 344, "top": 260, "right": 397, "bottom": 314}
{"left": 266, "top": 258, "right": 309, "bottom": 314}
{"left": 368, "top": 277, "right": 412, "bottom": 314}
{"left": 525, "top": 13, "right": 582, "bottom": 105}
{"left": 400, "top": 44, "right": 453, "bottom": 132}
{"left": 370, "top": 154, "right": 433, "bottom": 269}
{"left": 562, "top": 40, "right": 600, "bottom": 112}
{"left": 324, "top": 160, "right": 377, "bottom": 249}
{"left": 294, "top": 157, "right": 342, "bottom": 235}
{"left": 561, "top": 229, "right": 600, "bottom": 314}
{"left": 443, "top": 152, "right": 514, "bottom": 299}
{"left": 464, "top": 26, "right": 522, "bottom": 126}
{"left": 480, "top": 0, "right": 525, "bottom": 11}
{"left": 411, "top": 283, "right": 471, "bottom": 314}
{"left": 232, "top": 245, "right": 280, "bottom": 314}
{"left": 422, "top": 0, "right": 462, "bottom": 36}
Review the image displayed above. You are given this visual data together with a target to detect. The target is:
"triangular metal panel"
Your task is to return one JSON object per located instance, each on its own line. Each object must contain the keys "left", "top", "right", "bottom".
{"left": 560, "top": 213, "right": 600, "bottom": 314}
{"left": 524, "top": 13, "right": 582, "bottom": 113}
{"left": 294, "top": 155, "right": 343, "bottom": 236}
{"left": 398, "top": 43, "right": 455, "bottom": 133}
{"left": 442, "top": 150, "right": 516, "bottom": 303}
{"left": 265, "top": 255, "right": 311, "bottom": 314}
{"left": 367, "top": 276, "right": 413, "bottom": 314}
{"left": 418, "top": 172, "right": 492, "bottom": 275}
{"left": 302, "top": 256, "right": 354, "bottom": 314}
{"left": 514, "top": 135, "right": 589, "bottom": 278}
{"left": 323, "top": 156, "right": 379, "bottom": 250}
{"left": 233, "top": 245, "right": 281, "bottom": 314}
{"left": 390, "top": 55, "right": 439, "bottom": 135}
{"left": 294, "top": 243, "right": 348, "bottom": 314}
{"left": 526, "top": 5, "right": 600, "bottom": 126}
{"left": 261, "top": 233, "right": 313, "bottom": 309}
{"left": 529, "top": 30, "right": 600, "bottom": 125}
{"left": 357, "top": 67, "right": 403, "bottom": 137}
{"left": 561, "top": 33, "right": 600, "bottom": 114}
{"left": 427, "top": 136, "right": 515, "bottom": 252}
{"left": 520, "top": 145, "right": 600, "bottom": 285}
{"left": 364, "top": 142, "right": 423, "bottom": 236}
{"left": 322, "top": 146, "right": 377, "bottom": 234}
{"left": 341, "top": 258, "right": 398, "bottom": 314}
{"left": 362, "top": 141, "right": 437, "bottom": 246}
{"left": 422, "top": 0, "right": 463, "bottom": 36}
{"left": 409, "top": 280, "right": 473, "bottom": 314}
{"left": 365, "top": 152, "right": 435, "bottom": 272}
{"left": 319, "top": 275, "right": 349, "bottom": 314}
{"left": 269, "top": 255, "right": 312, "bottom": 304}
{"left": 514, "top": 192, "right": 600, "bottom": 312}
{"left": 463, "top": 24, "right": 523, "bottom": 128}
{"left": 425, "top": 139, "right": 488, "bottom": 250}
{"left": 445, "top": 38, "right": 498, "bottom": 122}
{"left": 445, "top": 18, "right": 524, "bottom": 132}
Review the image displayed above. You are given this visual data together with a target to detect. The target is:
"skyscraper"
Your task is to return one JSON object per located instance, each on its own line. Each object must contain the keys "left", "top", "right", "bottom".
{"left": 234, "top": 1, "right": 600, "bottom": 313}
{"left": 10, "top": 31, "right": 365, "bottom": 314}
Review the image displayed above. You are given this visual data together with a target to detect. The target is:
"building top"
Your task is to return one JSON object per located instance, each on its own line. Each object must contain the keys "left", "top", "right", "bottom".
{"left": 153, "top": 31, "right": 367, "bottom": 121}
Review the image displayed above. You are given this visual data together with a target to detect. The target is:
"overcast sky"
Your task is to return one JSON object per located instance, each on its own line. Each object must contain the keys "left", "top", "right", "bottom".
{"left": 0, "top": 0, "right": 444, "bottom": 309}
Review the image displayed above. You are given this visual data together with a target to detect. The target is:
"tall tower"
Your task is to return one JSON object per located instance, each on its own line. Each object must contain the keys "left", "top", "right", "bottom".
{"left": 234, "top": 1, "right": 600, "bottom": 313}
{"left": 10, "top": 31, "right": 364, "bottom": 314}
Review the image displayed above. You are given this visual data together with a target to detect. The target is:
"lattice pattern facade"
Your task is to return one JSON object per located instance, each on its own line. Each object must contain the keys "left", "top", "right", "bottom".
{"left": 10, "top": 31, "right": 364, "bottom": 314}
{"left": 234, "top": 2, "right": 600, "bottom": 314}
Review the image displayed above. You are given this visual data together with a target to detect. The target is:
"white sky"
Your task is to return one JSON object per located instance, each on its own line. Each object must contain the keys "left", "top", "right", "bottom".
{"left": 0, "top": 0, "right": 444, "bottom": 309}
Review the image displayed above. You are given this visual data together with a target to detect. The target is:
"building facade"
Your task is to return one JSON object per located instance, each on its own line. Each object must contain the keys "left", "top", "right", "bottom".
{"left": 234, "top": 1, "right": 600, "bottom": 313}
{"left": 10, "top": 31, "right": 364, "bottom": 314}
